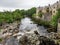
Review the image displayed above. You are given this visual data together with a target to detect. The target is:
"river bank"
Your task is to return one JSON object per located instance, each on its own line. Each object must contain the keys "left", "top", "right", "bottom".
{"left": 0, "top": 17, "right": 60, "bottom": 45}
{"left": 31, "top": 17, "right": 57, "bottom": 33}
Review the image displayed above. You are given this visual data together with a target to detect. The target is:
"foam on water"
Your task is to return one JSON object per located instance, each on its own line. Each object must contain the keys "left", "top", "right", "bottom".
{"left": 19, "top": 17, "right": 38, "bottom": 31}
{"left": 19, "top": 17, "right": 47, "bottom": 36}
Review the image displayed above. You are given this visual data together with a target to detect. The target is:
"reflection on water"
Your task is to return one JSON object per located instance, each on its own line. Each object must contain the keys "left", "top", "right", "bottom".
{"left": 19, "top": 17, "right": 48, "bottom": 36}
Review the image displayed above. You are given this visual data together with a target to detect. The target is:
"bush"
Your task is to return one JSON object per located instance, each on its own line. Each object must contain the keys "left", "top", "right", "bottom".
{"left": 38, "top": 12, "right": 43, "bottom": 17}
{"left": 0, "top": 38, "right": 3, "bottom": 43}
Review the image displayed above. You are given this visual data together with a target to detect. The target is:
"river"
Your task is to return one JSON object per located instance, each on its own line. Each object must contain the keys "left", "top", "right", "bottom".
{"left": 4, "top": 17, "right": 49, "bottom": 45}
{"left": 19, "top": 17, "right": 48, "bottom": 36}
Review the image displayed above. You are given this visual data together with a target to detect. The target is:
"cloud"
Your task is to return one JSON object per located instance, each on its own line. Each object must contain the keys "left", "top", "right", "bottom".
{"left": 0, "top": 0, "right": 59, "bottom": 11}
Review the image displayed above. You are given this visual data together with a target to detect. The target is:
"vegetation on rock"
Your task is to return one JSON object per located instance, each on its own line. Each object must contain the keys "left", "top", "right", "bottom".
{"left": 0, "top": 7, "right": 36, "bottom": 26}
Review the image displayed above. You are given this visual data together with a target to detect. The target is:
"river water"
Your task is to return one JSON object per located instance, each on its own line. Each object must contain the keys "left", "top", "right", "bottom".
{"left": 4, "top": 17, "right": 48, "bottom": 45}
{"left": 19, "top": 17, "right": 48, "bottom": 36}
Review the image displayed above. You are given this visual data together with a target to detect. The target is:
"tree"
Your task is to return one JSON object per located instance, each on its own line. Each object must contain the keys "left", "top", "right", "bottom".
{"left": 26, "top": 7, "right": 36, "bottom": 17}
{"left": 13, "top": 9, "right": 23, "bottom": 21}
{"left": 50, "top": 8, "right": 60, "bottom": 27}
{"left": 38, "top": 12, "right": 43, "bottom": 17}
{"left": 50, "top": 15, "right": 58, "bottom": 27}
{"left": 0, "top": 7, "right": 36, "bottom": 24}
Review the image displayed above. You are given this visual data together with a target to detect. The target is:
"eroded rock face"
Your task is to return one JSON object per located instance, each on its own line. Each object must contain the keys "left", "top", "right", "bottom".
{"left": 40, "top": 36, "right": 56, "bottom": 45}
{"left": 19, "top": 31, "right": 56, "bottom": 45}
{"left": 19, "top": 32, "right": 40, "bottom": 45}
{"left": 48, "top": 32, "right": 60, "bottom": 45}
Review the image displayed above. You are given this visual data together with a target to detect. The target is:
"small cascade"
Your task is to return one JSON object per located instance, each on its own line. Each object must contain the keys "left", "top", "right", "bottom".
{"left": 19, "top": 17, "right": 47, "bottom": 36}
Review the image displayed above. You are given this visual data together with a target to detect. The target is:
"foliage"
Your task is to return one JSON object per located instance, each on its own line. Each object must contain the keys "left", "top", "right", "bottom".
{"left": 26, "top": 7, "right": 36, "bottom": 17}
{"left": 0, "top": 38, "right": 2, "bottom": 42}
{"left": 38, "top": 12, "right": 43, "bottom": 17}
{"left": 32, "top": 13, "right": 36, "bottom": 18}
{"left": 0, "top": 10, "right": 23, "bottom": 25}
{"left": 57, "top": 8, "right": 60, "bottom": 18}
{"left": 50, "top": 8, "right": 60, "bottom": 27}
{"left": 32, "top": 17, "right": 50, "bottom": 27}
{"left": 0, "top": 7, "right": 36, "bottom": 25}
{"left": 50, "top": 15, "right": 58, "bottom": 27}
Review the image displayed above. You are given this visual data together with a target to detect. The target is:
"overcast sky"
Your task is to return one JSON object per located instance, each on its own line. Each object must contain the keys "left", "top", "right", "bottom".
{"left": 0, "top": 0, "right": 59, "bottom": 11}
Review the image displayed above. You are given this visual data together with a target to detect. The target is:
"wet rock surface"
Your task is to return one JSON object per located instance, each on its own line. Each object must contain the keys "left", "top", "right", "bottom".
{"left": 48, "top": 32, "right": 60, "bottom": 45}
{"left": 0, "top": 18, "right": 60, "bottom": 45}
{"left": 5, "top": 36, "right": 19, "bottom": 45}
{"left": 0, "top": 28, "right": 59, "bottom": 45}
{"left": 19, "top": 31, "right": 56, "bottom": 45}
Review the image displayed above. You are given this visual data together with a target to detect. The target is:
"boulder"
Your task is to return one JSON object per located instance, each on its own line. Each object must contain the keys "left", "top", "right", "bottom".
{"left": 40, "top": 36, "right": 56, "bottom": 45}
{"left": 19, "top": 31, "right": 56, "bottom": 45}
{"left": 19, "top": 31, "right": 40, "bottom": 45}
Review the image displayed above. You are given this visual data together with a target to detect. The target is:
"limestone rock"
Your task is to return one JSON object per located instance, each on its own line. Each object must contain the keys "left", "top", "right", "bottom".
{"left": 19, "top": 31, "right": 56, "bottom": 45}
{"left": 19, "top": 31, "right": 40, "bottom": 45}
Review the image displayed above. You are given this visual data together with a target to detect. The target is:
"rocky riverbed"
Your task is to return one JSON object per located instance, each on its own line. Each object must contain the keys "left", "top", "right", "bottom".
{"left": 0, "top": 23, "right": 60, "bottom": 45}
{"left": 0, "top": 17, "right": 60, "bottom": 45}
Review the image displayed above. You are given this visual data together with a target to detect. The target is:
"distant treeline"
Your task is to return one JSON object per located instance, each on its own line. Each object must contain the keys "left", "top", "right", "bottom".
{"left": 0, "top": 7, "right": 60, "bottom": 29}
{"left": 0, "top": 7, "right": 36, "bottom": 25}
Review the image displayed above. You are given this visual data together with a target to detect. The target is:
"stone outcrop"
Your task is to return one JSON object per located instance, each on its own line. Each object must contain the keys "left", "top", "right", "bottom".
{"left": 19, "top": 31, "right": 56, "bottom": 45}
{"left": 0, "top": 21, "right": 59, "bottom": 45}
{"left": 19, "top": 31, "right": 40, "bottom": 45}
{"left": 1, "top": 21, "right": 19, "bottom": 38}
{"left": 36, "top": 0, "right": 60, "bottom": 21}
{"left": 48, "top": 32, "right": 60, "bottom": 45}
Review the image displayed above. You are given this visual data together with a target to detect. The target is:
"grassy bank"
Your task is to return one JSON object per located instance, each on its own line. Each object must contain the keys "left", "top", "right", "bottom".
{"left": 31, "top": 17, "right": 57, "bottom": 32}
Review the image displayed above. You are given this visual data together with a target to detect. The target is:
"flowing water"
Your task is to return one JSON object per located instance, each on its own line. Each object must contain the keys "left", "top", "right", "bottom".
{"left": 5, "top": 36, "right": 19, "bottom": 45}
{"left": 19, "top": 17, "right": 48, "bottom": 36}
{"left": 5, "top": 17, "right": 48, "bottom": 45}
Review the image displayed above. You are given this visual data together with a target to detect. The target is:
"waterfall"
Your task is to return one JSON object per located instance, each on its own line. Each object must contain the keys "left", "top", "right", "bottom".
{"left": 19, "top": 17, "right": 38, "bottom": 32}
{"left": 19, "top": 17, "right": 48, "bottom": 36}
